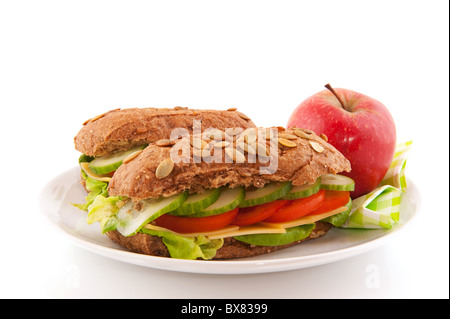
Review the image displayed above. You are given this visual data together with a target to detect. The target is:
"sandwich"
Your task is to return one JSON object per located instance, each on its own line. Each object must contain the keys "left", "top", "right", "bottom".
{"left": 74, "top": 108, "right": 354, "bottom": 260}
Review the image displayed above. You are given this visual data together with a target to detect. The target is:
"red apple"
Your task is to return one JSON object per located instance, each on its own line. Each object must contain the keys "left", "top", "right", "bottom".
{"left": 287, "top": 84, "right": 396, "bottom": 198}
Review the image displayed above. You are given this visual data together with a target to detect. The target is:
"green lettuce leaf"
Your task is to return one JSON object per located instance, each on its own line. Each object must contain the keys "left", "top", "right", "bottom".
{"left": 141, "top": 228, "right": 224, "bottom": 260}
{"left": 86, "top": 195, "right": 122, "bottom": 224}
{"left": 72, "top": 175, "right": 109, "bottom": 211}
{"left": 233, "top": 224, "right": 316, "bottom": 246}
{"left": 321, "top": 198, "right": 352, "bottom": 227}
{"left": 100, "top": 216, "right": 119, "bottom": 233}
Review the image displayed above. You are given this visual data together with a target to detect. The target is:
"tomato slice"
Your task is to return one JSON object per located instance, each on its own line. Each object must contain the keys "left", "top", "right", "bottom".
{"left": 153, "top": 208, "right": 239, "bottom": 233}
{"left": 232, "top": 200, "right": 289, "bottom": 226}
{"left": 263, "top": 189, "right": 326, "bottom": 223}
{"left": 308, "top": 190, "right": 350, "bottom": 215}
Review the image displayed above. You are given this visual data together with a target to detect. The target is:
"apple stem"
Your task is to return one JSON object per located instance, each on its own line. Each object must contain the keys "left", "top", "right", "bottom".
{"left": 324, "top": 83, "right": 346, "bottom": 110}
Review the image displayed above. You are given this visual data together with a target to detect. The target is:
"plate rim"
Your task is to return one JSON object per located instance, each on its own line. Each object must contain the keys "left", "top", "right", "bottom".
{"left": 39, "top": 167, "right": 420, "bottom": 274}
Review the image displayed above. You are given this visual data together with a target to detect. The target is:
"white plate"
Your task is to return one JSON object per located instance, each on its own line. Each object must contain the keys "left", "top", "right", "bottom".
{"left": 39, "top": 167, "right": 419, "bottom": 274}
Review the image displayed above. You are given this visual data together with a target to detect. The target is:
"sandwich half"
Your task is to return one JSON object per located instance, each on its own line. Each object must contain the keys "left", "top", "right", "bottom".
{"left": 73, "top": 107, "right": 256, "bottom": 211}
{"left": 82, "top": 124, "right": 354, "bottom": 260}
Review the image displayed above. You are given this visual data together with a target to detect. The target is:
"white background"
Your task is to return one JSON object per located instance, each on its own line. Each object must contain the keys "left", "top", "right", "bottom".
{"left": 0, "top": 0, "right": 448, "bottom": 299}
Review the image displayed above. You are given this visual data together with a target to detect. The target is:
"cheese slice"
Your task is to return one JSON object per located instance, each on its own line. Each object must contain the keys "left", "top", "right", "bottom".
{"left": 260, "top": 206, "right": 348, "bottom": 229}
{"left": 208, "top": 224, "right": 286, "bottom": 240}
{"left": 143, "top": 223, "right": 286, "bottom": 239}
{"left": 80, "top": 162, "right": 112, "bottom": 182}
{"left": 143, "top": 224, "right": 241, "bottom": 238}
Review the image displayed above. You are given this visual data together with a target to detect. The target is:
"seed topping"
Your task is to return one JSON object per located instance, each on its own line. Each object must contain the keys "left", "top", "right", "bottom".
{"left": 225, "top": 148, "right": 246, "bottom": 163}
{"left": 309, "top": 141, "right": 324, "bottom": 153}
{"left": 237, "top": 111, "right": 251, "bottom": 120}
{"left": 278, "top": 138, "right": 297, "bottom": 148}
{"left": 155, "top": 139, "right": 176, "bottom": 147}
{"left": 278, "top": 133, "right": 298, "bottom": 140}
{"left": 155, "top": 158, "right": 175, "bottom": 179}
{"left": 122, "top": 149, "right": 143, "bottom": 164}
{"left": 293, "top": 129, "right": 313, "bottom": 139}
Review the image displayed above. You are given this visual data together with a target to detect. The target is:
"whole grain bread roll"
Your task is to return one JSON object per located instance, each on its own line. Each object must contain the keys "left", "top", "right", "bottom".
{"left": 108, "top": 128, "right": 351, "bottom": 200}
{"left": 75, "top": 107, "right": 256, "bottom": 157}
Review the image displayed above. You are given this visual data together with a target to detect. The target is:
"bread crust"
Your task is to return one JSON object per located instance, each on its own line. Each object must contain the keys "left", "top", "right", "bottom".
{"left": 106, "top": 221, "right": 333, "bottom": 259}
{"left": 108, "top": 128, "right": 351, "bottom": 200}
{"left": 74, "top": 108, "right": 256, "bottom": 157}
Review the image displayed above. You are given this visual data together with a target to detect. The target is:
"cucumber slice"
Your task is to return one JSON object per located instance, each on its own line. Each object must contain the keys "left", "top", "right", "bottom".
{"left": 116, "top": 192, "right": 188, "bottom": 236}
{"left": 321, "top": 198, "right": 352, "bottom": 227}
{"left": 89, "top": 145, "right": 146, "bottom": 175}
{"left": 283, "top": 178, "right": 321, "bottom": 200}
{"left": 188, "top": 187, "right": 245, "bottom": 217}
{"left": 320, "top": 174, "right": 355, "bottom": 191}
{"left": 169, "top": 188, "right": 222, "bottom": 216}
{"left": 239, "top": 182, "right": 292, "bottom": 208}
{"left": 79, "top": 154, "right": 94, "bottom": 163}
{"left": 233, "top": 223, "right": 316, "bottom": 246}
